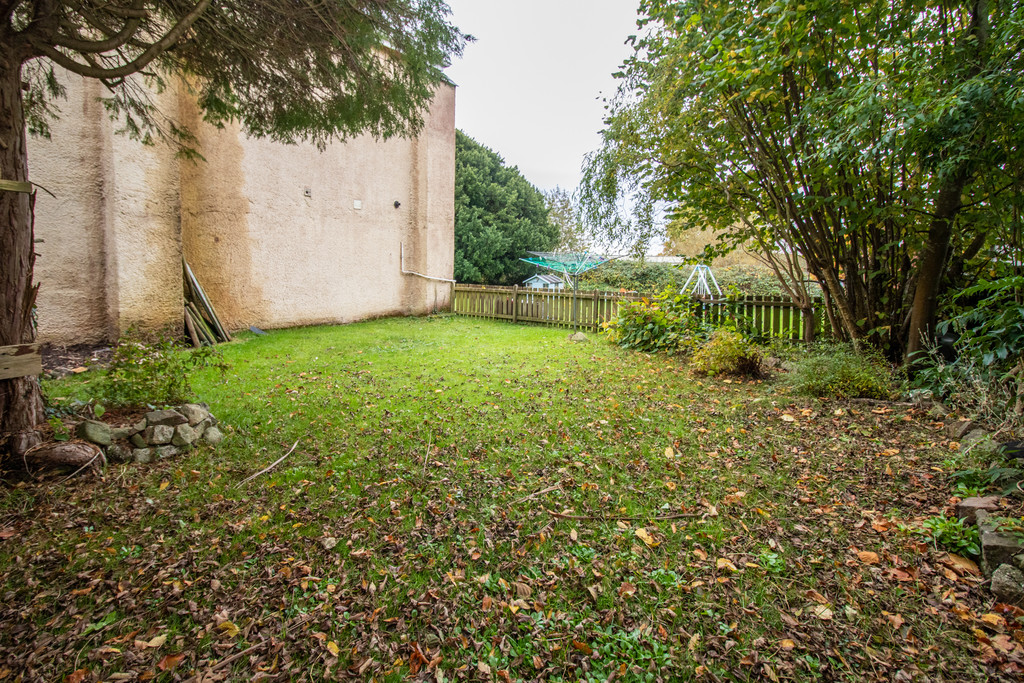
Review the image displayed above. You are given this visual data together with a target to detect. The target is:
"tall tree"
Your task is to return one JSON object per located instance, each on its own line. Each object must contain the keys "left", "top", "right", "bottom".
{"left": 543, "top": 186, "right": 589, "bottom": 253}
{"left": 0, "top": 1, "right": 464, "bottom": 441}
{"left": 454, "top": 130, "right": 557, "bottom": 285}
{"left": 583, "top": 0, "right": 1024, "bottom": 361}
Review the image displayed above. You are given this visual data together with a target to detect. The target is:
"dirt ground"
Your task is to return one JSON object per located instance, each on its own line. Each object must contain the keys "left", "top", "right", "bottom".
{"left": 39, "top": 343, "right": 112, "bottom": 378}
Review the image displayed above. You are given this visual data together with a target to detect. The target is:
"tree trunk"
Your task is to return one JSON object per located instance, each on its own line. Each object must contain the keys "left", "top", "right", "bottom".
{"left": 905, "top": 177, "right": 964, "bottom": 364}
{"left": 0, "top": 48, "right": 45, "bottom": 438}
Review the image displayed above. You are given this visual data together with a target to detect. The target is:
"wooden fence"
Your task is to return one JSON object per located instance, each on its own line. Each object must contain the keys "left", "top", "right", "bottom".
{"left": 451, "top": 284, "right": 827, "bottom": 341}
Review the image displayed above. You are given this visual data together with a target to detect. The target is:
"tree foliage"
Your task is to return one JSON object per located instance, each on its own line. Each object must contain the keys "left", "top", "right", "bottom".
{"left": 583, "top": 0, "right": 1024, "bottom": 362}
{"left": 544, "top": 186, "right": 589, "bottom": 253}
{"left": 454, "top": 130, "right": 557, "bottom": 284}
{"left": 9, "top": 0, "right": 465, "bottom": 146}
{"left": 0, "top": 0, "right": 464, "bottom": 438}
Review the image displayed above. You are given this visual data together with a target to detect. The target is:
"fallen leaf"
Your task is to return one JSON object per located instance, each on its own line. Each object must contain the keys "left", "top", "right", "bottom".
{"left": 618, "top": 581, "right": 637, "bottom": 598}
{"left": 327, "top": 641, "right": 340, "bottom": 656}
{"left": 780, "top": 639, "right": 796, "bottom": 650}
{"left": 857, "top": 551, "right": 880, "bottom": 565}
{"left": 809, "top": 605, "right": 833, "bottom": 620}
{"left": 65, "top": 670, "right": 88, "bottom": 683}
{"left": 635, "top": 528, "right": 658, "bottom": 548}
{"left": 805, "top": 589, "right": 829, "bottom": 604}
{"left": 885, "top": 613, "right": 905, "bottom": 630}
{"left": 944, "top": 553, "right": 981, "bottom": 576}
{"left": 145, "top": 634, "right": 167, "bottom": 648}
{"left": 572, "top": 640, "right": 593, "bottom": 655}
{"left": 716, "top": 558, "right": 738, "bottom": 572}
{"left": 159, "top": 481, "right": 169, "bottom": 491}
{"left": 688, "top": 633, "right": 701, "bottom": 651}
{"left": 781, "top": 414, "right": 796, "bottom": 422}
{"left": 157, "top": 653, "right": 185, "bottom": 671}
{"left": 513, "top": 581, "right": 532, "bottom": 599}
{"left": 217, "top": 621, "right": 240, "bottom": 638}
{"left": 980, "top": 613, "right": 1006, "bottom": 628}
{"left": 693, "top": 548, "right": 708, "bottom": 561}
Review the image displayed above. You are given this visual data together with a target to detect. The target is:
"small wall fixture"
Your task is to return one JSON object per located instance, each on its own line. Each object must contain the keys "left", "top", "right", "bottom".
{"left": 303, "top": 187, "right": 312, "bottom": 198}
{"left": 394, "top": 200, "right": 401, "bottom": 209}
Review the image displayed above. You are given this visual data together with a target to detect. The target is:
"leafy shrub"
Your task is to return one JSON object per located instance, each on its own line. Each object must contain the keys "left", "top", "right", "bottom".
{"left": 581, "top": 260, "right": 681, "bottom": 292}
{"left": 785, "top": 344, "right": 895, "bottom": 399}
{"left": 691, "top": 329, "right": 764, "bottom": 377}
{"left": 98, "top": 329, "right": 226, "bottom": 407}
{"left": 910, "top": 514, "right": 980, "bottom": 557}
{"left": 602, "top": 289, "right": 709, "bottom": 354}
{"left": 910, "top": 275, "right": 1023, "bottom": 431}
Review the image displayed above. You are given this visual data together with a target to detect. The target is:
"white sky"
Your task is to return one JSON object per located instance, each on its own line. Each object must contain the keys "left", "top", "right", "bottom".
{"left": 443, "top": 1, "right": 641, "bottom": 194}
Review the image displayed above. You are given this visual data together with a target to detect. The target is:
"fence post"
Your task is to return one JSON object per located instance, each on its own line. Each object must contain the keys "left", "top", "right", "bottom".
{"left": 512, "top": 285, "right": 519, "bottom": 324}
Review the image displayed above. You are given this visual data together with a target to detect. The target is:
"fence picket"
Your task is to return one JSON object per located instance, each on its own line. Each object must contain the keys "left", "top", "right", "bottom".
{"left": 449, "top": 285, "right": 829, "bottom": 342}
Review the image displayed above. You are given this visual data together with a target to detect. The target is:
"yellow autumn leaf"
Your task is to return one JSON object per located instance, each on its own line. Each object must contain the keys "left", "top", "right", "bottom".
{"left": 218, "top": 621, "right": 240, "bottom": 638}
{"left": 159, "top": 481, "right": 169, "bottom": 491}
{"left": 146, "top": 634, "right": 167, "bottom": 648}
{"left": 781, "top": 414, "right": 796, "bottom": 422}
{"left": 780, "top": 639, "right": 796, "bottom": 650}
{"left": 716, "top": 558, "right": 738, "bottom": 572}
{"left": 635, "top": 528, "right": 658, "bottom": 548}
{"left": 326, "top": 641, "right": 340, "bottom": 656}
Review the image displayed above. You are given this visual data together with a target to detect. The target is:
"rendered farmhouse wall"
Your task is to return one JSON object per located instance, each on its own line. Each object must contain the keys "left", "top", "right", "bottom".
{"left": 28, "top": 72, "right": 456, "bottom": 344}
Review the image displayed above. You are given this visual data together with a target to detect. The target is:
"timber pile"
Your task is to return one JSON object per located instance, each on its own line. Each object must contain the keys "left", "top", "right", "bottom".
{"left": 183, "top": 259, "right": 231, "bottom": 346}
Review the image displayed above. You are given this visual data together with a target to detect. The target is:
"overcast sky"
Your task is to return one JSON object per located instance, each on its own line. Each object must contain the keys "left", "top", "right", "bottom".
{"left": 443, "top": 1, "right": 641, "bottom": 194}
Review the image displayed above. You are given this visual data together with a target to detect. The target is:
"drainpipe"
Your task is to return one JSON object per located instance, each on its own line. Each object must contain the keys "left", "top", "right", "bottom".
{"left": 400, "top": 242, "right": 456, "bottom": 283}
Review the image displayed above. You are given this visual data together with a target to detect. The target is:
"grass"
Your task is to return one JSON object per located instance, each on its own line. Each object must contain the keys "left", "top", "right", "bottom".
{"left": 2, "top": 315, "right": 1021, "bottom": 681}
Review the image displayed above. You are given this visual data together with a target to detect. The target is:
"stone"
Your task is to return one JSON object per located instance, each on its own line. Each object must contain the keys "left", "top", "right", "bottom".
{"left": 145, "top": 409, "right": 188, "bottom": 427}
{"left": 145, "top": 424, "right": 174, "bottom": 445}
{"left": 130, "top": 433, "right": 147, "bottom": 448}
{"left": 77, "top": 420, "right": 111, "bottom": 446}
{"left": 927, "top": 402, "right": 950, "bottom": 419}
{"left": 991, "top": 564, "right": 1024, "bottom": 606}
{"left": 956, "top": 496, "right": 1000, "bottom": 524}
{"left": 567, "top": 332, "right": 589, "bottom": 343}
{"left": 961, "top": 428, "right": 990, "bottom": 449}
{"left": 947, "top": 419, "right": 976, "bottom": 440}
{"left": 133, "top": 448, "right": 155, "bottom": 464}
{"left": 107, "top": 444, "right": 132, "bottom": 464}
{"left": 110, "top": 427, "right": 134, "bottom": 441}
{"left": 172, "top": 424, "right": 198, "bottom": 447}
{"left": 156, "top": 445, "right": 179, "bottom": 459}
{"left": 132, "top": 419, "right": 147, "bottom": 433}
{"left": 203, "top": 426, "right": 224, "bottom": 446}
{"left": 981, "top": 530, "right": 1024, "bottom": 575}
{"left": 180, "top": 403, "right": 210, "bottom": 426}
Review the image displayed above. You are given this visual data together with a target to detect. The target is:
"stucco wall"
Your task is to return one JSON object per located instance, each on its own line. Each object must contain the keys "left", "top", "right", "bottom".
{"left": 29, "top": 72, "right": 455, "bottom": 344}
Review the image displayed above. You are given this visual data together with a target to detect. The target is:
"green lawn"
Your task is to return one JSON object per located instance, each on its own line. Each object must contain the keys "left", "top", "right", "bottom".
{"left": 1, "top": 315, "right": 1018, "bottom": 681}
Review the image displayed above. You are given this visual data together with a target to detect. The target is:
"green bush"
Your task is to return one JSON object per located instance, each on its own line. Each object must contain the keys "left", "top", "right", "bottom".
{"left": 910, "top": 514, "right": 980, "bottom": 557}
{"left": 98, "top": 329, "right": 226, "bottom": 407}
{"left": 581, "top": 261, "right": 681, "bottom": 292}
{"left": 785, "top": 344, "right": 895, "bottom": 399}
{"left": 602, "top": 289, "right": 709, "bottom": 353}
{"left": 691, "top": 329, "right": 764, "bottom": 377}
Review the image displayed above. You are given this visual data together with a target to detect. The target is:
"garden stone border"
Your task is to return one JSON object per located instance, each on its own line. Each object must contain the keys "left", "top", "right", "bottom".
{"left": 74, "top": 403, "right": 223, "bottom": 465}
{"left": 950, "top": 424, "right": 1024, "bottom": 606}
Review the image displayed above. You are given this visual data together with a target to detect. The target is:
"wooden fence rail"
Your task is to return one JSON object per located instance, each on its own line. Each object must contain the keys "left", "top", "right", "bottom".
{"left": 451, "top": 284, "right": 827, "bottom": 341}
